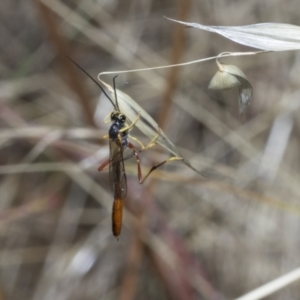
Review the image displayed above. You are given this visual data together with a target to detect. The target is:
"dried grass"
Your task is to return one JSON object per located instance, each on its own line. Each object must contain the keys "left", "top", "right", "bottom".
{"left": 1, "top": 0, "right": 300, "bottom": 299}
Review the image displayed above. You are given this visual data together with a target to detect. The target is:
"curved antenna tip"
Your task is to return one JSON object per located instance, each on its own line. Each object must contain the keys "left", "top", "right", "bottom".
{"left": 66, "top": 55, "right": 117, "bottom": 111}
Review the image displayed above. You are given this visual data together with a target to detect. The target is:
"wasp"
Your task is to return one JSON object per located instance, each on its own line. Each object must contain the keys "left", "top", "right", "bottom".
{"left": 97, "top": 77, "right": 141, "bottom": 238}
{"left": 68, "top": 57, "right": 179, "bottom": 238}
{"left": 67, "top": 57, "right": 142, "bottom": 237}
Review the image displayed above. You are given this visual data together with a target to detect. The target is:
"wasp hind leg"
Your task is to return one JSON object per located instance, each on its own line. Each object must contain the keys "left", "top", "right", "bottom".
{"left": 139, "top": 156, "right": 183, "bottom": 184}
{"left": 127, "top": 142, "right": 183, "bottom": 184}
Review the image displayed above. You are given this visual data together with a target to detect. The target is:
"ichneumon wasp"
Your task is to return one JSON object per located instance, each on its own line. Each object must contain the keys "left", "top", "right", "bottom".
{"left": 68, "top": 56, "right": 182, "bottom": 238}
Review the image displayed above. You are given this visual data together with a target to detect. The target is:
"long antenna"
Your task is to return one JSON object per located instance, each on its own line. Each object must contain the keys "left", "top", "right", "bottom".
{"left": 112, "top": 75, "right": 120, "bottom": 111}
{"left": 66, "top": 55, "right": 117, "bottom": 110}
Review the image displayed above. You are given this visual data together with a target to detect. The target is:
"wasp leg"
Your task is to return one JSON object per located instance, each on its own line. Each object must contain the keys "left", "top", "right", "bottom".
{"left": 98, "top": 158, "right": 110, "bottom": 171}
{"left": 129, "top": 127, "right": 161, "bottom": 151}
{"left": 128, "top": 135, "right": 145, "bottom": 149}
{"left": 143, "top": 128, "right": 161, "bottom": 150}
{"left": 127, "top": 142, "right": 142, "bottom": 181}
{"left": 119, "top": 112, "right": 141, "bottom": 133}
{"left": 127, "top": 141, "right": 182, "bottom": 184}
{"left": 103, "top": 111, "right": 113, "bottom": 124}
{"left": 139, "top": 156, "right": 183, "bottom": 184}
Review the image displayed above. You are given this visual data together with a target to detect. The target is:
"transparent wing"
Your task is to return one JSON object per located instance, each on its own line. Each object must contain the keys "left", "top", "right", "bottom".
{"left": 109, "top": 137, "right": 127, "bottom": 199}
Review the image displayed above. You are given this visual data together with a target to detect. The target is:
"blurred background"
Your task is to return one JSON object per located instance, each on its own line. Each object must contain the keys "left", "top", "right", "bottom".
{"left": 1, "top": 0, "right": 300, "bottom": 299}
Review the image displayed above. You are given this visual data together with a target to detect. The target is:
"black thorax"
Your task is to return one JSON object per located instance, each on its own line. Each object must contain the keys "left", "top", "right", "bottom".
{"left": 109, "top": 112, "right": 128, "bottom": 148}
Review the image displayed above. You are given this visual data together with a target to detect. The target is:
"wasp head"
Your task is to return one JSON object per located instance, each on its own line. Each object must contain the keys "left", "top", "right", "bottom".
{"left": 111, "top": 112, "right": 126, "bottom": 123}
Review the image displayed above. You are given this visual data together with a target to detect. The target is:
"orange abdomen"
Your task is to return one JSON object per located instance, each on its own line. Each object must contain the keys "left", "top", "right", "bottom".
{"left": 112, "top": 198, "right": 123, "bottom": 237}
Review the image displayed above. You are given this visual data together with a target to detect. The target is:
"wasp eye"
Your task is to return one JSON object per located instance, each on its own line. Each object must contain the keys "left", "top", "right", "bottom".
{"left": 111, "top": 112, "right": 117, "bottom": 120}
{"left": 120, "top": 115, "right": 126, "bottom": 122}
